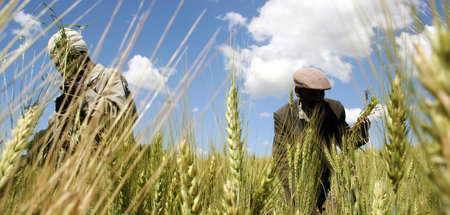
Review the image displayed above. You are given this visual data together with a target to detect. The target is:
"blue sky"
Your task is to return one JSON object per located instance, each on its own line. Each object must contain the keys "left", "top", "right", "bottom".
{"left": 0, "top": 0, "right": 440, "bottom": 155}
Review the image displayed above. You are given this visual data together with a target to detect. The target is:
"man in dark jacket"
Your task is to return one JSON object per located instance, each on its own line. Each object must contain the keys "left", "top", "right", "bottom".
{"left": 272, "top": 68, "right": 369, "bottom": 212}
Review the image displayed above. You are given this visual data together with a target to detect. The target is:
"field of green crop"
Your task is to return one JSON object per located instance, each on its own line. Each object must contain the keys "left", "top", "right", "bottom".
{"left": 0, "top": 1, "right": 449, "bottom": 214}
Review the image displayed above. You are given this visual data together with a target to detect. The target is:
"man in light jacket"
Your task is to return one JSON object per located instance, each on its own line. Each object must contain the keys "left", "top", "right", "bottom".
{"left": 44, "top": 28, "right": 137, "bottom": 153}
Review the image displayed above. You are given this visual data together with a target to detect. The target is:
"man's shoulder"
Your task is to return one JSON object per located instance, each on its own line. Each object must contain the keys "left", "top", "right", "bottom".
{"left": 274, "top": 102, "right": 292, "bottom": 119}
{"left": 99, "top": 64, "right": 118, "bottom": 76}
{"left": 324, "top": 98, "right": 344, "bottom": 109}
{"left": 95, "top": 64, "right": 125, "bottom": 81}
{"left": 324, "top": 98, "right": 345, "bottom": 118}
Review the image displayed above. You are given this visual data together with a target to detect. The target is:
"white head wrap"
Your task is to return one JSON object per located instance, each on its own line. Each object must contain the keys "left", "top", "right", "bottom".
{"left": 47, "top": 28, "right": 89, "bottom": 55}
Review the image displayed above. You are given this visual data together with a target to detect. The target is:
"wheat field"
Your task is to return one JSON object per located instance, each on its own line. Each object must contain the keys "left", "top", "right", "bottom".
{"left": 0, "top": 0, "right": 449, "bottom": 214}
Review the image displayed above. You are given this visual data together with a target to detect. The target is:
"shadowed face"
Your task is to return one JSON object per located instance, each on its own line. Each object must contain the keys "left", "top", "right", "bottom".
{"left": 50, "top": 50, "right": 89, "bottom": 82}
{"left": 295, "top": 87, "right": 325, "bottom": 106}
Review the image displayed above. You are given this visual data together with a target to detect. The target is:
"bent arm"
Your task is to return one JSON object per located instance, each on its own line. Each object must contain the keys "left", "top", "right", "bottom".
{"left": 84, "top": 71, "right": 137, "bottom": 131}
{"left": 340, "top": 106, "right": 370, "bottom": 148}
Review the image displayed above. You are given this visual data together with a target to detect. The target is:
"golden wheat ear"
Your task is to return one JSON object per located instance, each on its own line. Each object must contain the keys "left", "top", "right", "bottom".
{"left": 371, "top": 180, "right": 388, "bottom": 215}
{"left": 178, "top": 138, "right": 202, "bottom": 215}
{"left": 223, "top": 62, "right": 244, "bottom": 215}
{"left": 0, "top": 105, "right": 40, "bottom": 189}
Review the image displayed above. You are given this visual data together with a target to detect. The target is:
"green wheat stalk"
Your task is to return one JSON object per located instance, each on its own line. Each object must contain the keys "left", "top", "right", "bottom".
{"left": 252, "top": 161, "right": 276, "bottom": 215}
{"left": 414, "top": 21, "right": 450, "bottom": 212}
{"left": 294, "top": 113, "right": 323, "bottom": 213}
{"left": 288, "top": 87, "right": 295, "bottom": 205}
{"left": 289, "top": 88, "right": 294, "bottom": 111}
{"left": 384, "top": 74, "right": 408, "bottom": 213}
{"left": 327, "top": 96, "right": 378, "bottom": 214}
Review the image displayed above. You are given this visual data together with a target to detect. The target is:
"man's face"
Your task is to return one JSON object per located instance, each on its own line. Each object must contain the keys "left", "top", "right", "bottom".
{"left": 51, "top": 50, "right": 87, "bottom": 82}
{"left": 296, "top": 88, "right": 325, "bottom": 105}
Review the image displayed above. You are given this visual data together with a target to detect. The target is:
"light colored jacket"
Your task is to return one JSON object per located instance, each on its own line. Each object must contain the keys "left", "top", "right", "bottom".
{"left": 48, "top": 64, "right": 137, "bottom": 144}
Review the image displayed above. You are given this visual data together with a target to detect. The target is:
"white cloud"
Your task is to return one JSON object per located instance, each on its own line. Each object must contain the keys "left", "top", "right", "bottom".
{"left": 261, "top": 140, "right": 271, "bottom": 146}
{"left": 2, "top": 10, "right": 43, "bottom": 62}
{"left": 123, "top": 55, "right": 170, "bottom": 94}
{"left": 217, "top": 12, "right": 247, "bottom": 31}
{"left": 12, "top": 10, "right": 43, "bottom": 38}
{"left": 218, "top": 44, "right": 250, "bottom": 77}
{"left": 369, "top": 103, "right": 386, "bottom": 121}
{"left": 259, "top": 112, "right": 271, "bottom": 118}
{"left": 247, "top": 147, "right": 253, "bottom": 153}
{"left": 345, "top": 108, "right": 362, "bottom": 124}
{"left": 197, "top": 148, "right": 208, "bottom": 157}
{"left": 220, "top": 0, "right": 419, "bottom": 98}
{"left": 192, "top": 107, "right": 199, "bottom": 113}
{"left": 396, "top": 25, "right": 435, "bottom": 74}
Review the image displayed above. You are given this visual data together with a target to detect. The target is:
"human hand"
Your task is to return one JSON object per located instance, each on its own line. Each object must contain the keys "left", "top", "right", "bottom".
{"left": 55, "top": 93, "right": 71, "bottom": 113}
{"left": 360, "top": 118, "right": 371, "bottom": 131}
{"left": 359, "top": 118, "right": 371, "bottom": 141}
{"left": 55, "top": 81, "right": 81, "bottom": 113}
{"left": 348, "top": 118, "right": 371, "bottom": 133}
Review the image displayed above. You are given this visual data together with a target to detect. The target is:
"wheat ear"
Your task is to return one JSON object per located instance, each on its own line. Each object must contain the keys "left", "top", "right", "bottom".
{"left": 0, "top": 106, "right": 40, "bottom": 189}
{"left": 371, "top": 181, "right": 388, "bottom": 215}
{"left": 252, "top": 161, "right": 276, "bottom": 215}
{"left": 177, "top": 138, "right": 202, "bottom": 215}
{"left": 385, "top": 75, "right": 408, "bottom": 195}
{"left": 343, "top": 96, "right": 379, "bottom": 151}
{"left": 224, "top": 73, "right": 243, "bottom": 215}
{"left": 415, "top": 23, "right": 450, "bottom": 212}
{"left": 165, "top": 169, "right": 181, "bottom": 214}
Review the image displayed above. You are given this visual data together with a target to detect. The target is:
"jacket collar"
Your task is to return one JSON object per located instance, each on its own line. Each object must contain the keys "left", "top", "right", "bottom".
{"left": 294, "top": 99, "right": 327, "bottom": 122}
{"left": 297, "top": 101, "right": 310, "bottom": 122}
{"left": 86, "top": 64, "right": 104, "bottom": 86}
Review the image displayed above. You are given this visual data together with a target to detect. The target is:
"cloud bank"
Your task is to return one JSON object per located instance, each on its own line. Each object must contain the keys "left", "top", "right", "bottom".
{"left": 345, "top": 108, "right": 362, "bottom": 124}
{"left": 12, "top": 10, "right": 43, "bottom": 38}
{"left": 259, "top": 112, "right": 271, "bottom": 118}
{"left": 220, "top": 0, "right": 419, "bottom": 98}
{"left": 396, "top": 25, "right": 435, "bottom": 74}
{"left": 217, "top": 12, "right": 247, "bottom": 31}
{"left": 123, "top": 55, "right": 170, "bottom": 94}
{"left": 3, "top": 10, "right": 43, "bottom": 61}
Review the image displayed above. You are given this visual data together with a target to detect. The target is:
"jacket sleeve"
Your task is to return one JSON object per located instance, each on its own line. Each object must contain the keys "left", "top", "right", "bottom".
{"left": 83, "top": 70, "right": 137, "bottom": 130}
{"left": 330, "top": 101, "right": 349, "bottom": 149}
{"left": 273, "top": 111, "right": 287, "bottom": 167}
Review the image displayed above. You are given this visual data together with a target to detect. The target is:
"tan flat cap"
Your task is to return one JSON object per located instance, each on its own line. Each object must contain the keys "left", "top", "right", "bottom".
{"left": 293, "top": 68, "right": 331, "bottom": 90}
